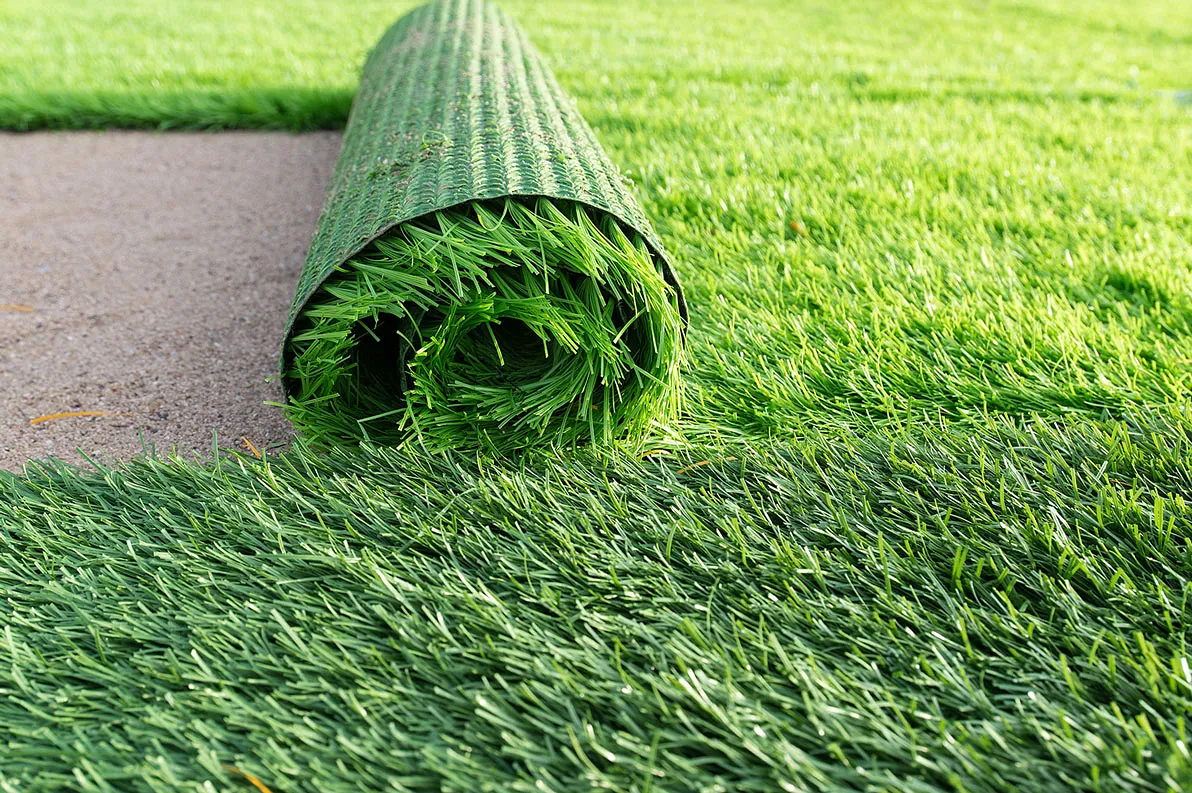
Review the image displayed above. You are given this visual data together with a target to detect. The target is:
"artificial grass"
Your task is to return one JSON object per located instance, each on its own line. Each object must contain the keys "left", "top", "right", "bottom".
{"left": 280, "top": 0, "right": 685, "bottom": 452}
{"left": 1, "top": 0, "right": 1191, "bottom": 789}
{"left": 2, "top": 0, "right": 1191, "bottom": 131}
{"left": 286, "top": 199, "right": 682, "bottom": 451}
{"left": 1, "top": 415, "right": 1190, "bottom": 791}
{"left": 0, "top": 88, "right": 352, "bottom": 132}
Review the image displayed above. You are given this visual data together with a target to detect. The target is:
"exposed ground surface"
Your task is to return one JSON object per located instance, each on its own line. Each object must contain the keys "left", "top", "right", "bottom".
{"left": 0, "top": 0, "right": 1191, "bottom": 791}
{"left": 0, "top": 131, "right": 340, "bottom": 470}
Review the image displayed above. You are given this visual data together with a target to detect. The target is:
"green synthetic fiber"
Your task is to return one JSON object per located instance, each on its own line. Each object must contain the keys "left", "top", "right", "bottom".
{"left": 279, "top": 0, "right": 685, "bottom": 451}
{"left": 2, "top": 0, "right": 1192, "bottom": 790}
{"left": 3, "top": 0, "right": 1190, "bottom": 132}
{"left": 2, "top": 420, "right": 1191, "bottom": 792}
{"left": 285, "top": 198, "right": 683, "bottom": 451}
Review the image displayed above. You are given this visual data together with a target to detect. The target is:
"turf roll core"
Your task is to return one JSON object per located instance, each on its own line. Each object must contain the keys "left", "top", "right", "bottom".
{"left": 281, "top": 0, "right": 685, "bottom": 451}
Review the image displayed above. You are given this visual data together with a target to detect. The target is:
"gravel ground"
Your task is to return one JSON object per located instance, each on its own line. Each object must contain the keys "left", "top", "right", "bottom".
{"left": 0, "top": 130, "right": 342, "bottom": 471}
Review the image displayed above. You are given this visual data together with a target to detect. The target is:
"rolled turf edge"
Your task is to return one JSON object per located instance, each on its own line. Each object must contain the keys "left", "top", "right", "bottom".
{"left": 281, "top": 0, "right": 686, "bottom": 452}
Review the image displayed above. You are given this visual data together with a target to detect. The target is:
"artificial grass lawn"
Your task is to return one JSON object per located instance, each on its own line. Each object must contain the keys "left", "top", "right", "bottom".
{"left": 2, "top": 0, "right": 1192, "bottom": 789}
{"left": 4, "top": 423, "right": 1192, "bottom": 791}
{"left": 1, "top": 0, "right": 1191, "bottom": 130}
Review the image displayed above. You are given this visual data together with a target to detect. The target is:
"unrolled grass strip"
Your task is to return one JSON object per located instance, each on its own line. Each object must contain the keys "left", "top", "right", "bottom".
{"left": 1, "top": 414, "right": 1190, "bottom": 791}
{"left": 284, "top": 198, "right": 682, "bottom": 451}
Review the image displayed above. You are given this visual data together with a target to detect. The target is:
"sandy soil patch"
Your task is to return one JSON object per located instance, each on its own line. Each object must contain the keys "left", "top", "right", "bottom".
{"left": 0, "top": 130, "right": 342, "bottom": 472}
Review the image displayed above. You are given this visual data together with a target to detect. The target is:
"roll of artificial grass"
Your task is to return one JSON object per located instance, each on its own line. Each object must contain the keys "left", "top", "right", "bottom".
{"left": 281, "top": 0, "right": 685, "bottom": 452}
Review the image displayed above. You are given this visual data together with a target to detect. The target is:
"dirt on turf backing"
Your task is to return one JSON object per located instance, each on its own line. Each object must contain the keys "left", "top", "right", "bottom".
{"left": 0, "top": 130, "right": 342, "bottom": 472}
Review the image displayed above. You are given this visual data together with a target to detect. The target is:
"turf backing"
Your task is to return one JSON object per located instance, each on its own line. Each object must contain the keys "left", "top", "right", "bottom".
{"left": 1, "top": 0, "right": 1191, "bottom": 790}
